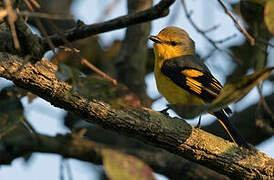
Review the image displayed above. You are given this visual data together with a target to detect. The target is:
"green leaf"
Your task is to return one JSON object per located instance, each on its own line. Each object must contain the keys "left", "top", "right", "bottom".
{"left": 168, "top": 67, "right": 274, "bottom": 119}
{"left": 102, "top": 149, "right": 155, "bottom": 180}
{"left": 265, "top": 0, "right": 274, "bottom": 34}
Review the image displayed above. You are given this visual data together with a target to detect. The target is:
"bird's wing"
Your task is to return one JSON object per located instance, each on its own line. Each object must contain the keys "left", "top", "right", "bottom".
{"left": 161, "top": 55, "right": 223, "bottom": 103}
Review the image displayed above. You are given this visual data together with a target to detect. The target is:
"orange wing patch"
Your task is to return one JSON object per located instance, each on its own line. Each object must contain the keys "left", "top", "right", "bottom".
{"left": 182, "top": 69, "right": 204, "bottom": 77}
{"left": 210, "top": 83, "right": 219, "bottom": 90}
{"left": 211, "top": 78, "right": 222, "bottom": 90}
{"left": 186, "top": 77, "right": 202, "bottom": 94}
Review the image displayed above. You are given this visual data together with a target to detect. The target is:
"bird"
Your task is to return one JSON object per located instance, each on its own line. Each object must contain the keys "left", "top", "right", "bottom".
{"left": 148, "top": 26, "right": 249, "bottom": 149}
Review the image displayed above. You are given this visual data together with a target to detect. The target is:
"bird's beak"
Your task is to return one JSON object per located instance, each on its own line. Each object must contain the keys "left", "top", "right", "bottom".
{"left": 148, "top": 35, "right": 162, "bottom": 44}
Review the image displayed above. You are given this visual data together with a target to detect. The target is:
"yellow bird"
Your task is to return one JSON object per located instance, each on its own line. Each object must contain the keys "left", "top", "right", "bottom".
{"left": 149, "top": 26, "right": 249, "bottom": 149}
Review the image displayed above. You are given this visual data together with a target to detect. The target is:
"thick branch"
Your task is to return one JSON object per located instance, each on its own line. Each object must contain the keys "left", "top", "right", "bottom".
{"left": 0, "top": 133, "right": 228, "bottom": 180}
{"left": 0, "top": 53, "right": 273, "bottom": 179}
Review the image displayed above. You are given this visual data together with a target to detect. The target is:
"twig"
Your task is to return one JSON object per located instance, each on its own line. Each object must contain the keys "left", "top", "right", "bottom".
{"left": 47, "top": 21, "right": 117, "bottom": 86}
{"left": 29, "top": 0, "right": 40, "bottom": 8}
{"left": 181, "top": 0, "right": 243, "bottom": 64}
{"left": 23, "top": 0, "right": 56, "bottom": 54}
{"left": 215, "top": 33, "right": 237, "bottom": 44}
{"left": 23, "top": 0, "right": 34, "bottom": 12}
{"left": 203, "top": 24, "right": 220, "bottom": 33}
{"left": 201, "top": 48, "right": 217, "bottom": 61}
{"left": 181, "top": 0, "right": 218, "bottom": 49}
{"left": 257, "top": 85, "right": 274, "bottom": 122}
{"left": 47, "top": 20, "right": 73, "bottom": 49}
{"left": 5, "top": 0, "right": 20, "bottom": 50}
{"left": 21, "top": 116, "right": 40, "bottom": 142}
{"left": 216, "top": 0, "right": 255, "bottom": 46}
{"left": 81, "top": 58, "right": 117, "bottom": 86}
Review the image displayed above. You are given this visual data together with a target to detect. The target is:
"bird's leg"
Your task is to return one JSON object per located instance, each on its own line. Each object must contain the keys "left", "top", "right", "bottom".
{"left": 196, "top": 115, "right": 202, "bottom": 128}
{"left": 159, "top": 107, "right": 169, "bottom": 116}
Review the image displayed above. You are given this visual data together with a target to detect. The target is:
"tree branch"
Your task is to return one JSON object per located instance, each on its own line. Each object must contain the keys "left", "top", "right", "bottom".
{"left": 0, "top": 0, "right": 175, "bottom": 58}
{"left": 84, "top": 127, "right": 229, "bottom": 179}
{"left": 0, "top": 53, "right": 273, "bottom": 179}
{"left": 115, "top": 0, "right": 152, "bottom": 106}
{"left": 0, "top": 132, "right": 228, "bottom": 180}
{"left": 41, "top": 0, "right": 175, "bottom": 53}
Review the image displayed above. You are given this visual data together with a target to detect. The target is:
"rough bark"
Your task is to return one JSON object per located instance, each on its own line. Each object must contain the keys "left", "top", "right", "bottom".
{"left": 0, "top": 53, "right": 273, "bottom": 179}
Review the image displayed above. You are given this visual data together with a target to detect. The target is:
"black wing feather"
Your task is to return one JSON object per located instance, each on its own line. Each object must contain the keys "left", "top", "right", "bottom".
{"left": 161, "top": 56, "right": 220, "bottom": 102}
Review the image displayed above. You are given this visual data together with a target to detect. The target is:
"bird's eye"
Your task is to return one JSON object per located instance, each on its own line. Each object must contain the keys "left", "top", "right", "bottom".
{"left": 170, "top": 41, "right": 177, "bottom": 46}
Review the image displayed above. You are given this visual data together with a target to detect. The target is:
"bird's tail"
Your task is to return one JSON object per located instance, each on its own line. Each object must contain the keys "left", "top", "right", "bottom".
{"left": 214, "top": 110, "right": 250, "bottom": 149}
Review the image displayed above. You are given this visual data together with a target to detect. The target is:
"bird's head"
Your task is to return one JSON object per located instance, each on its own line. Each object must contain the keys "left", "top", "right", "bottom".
{"left": 149, "top": 26, "right": 195, "bottom": 60}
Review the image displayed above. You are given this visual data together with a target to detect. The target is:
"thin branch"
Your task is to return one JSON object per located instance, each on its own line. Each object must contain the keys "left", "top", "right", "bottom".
{"left": 5, "top": 0, "right": 20, "bottom": 50}
{"left": 29, "top": 0, "right": 40, "bottom": 8}
{"left": 181, "top": 0, "right": 243, "bottom": 64}
{"left": 18, "top": 11, "right": 73, "bottom": 20}
{"left": 23, "top": 0, "right": 34, "bottom": 12}
{"left": 257, "top": 85, "right": 274, "bottom": 122}
{"left": 216, "top": 0, "right": 255, "bottom": 46}
{"left": 23, "top": 0, "right": 56, "bottom": 54}
{"left": 215, "top": 33, "right": 237, "bottom": 44}
{"left": 47, "top": 21, "right": 117, "bottom": 86}
{"left": 13, "top": 16, "right": 45, "bottom": 58}
{"left": 180, "top": 1, "right": 218, "bottom": 49}
{"left": 81, "top": 58, "right": 117, "bottom": 85}
{"left": 0, "top": 52, "right": 273, "bottom": 179}
{"left": 203, "top": 24, "right": 220, "bottom": 33}
{"left": 201, "top": 48, "right": 217, "bottom": 61}
{"left": 41, "top": 0, "right": 176, "bottom": 52}
{"left": 22, "top": 116, "right": 40, "bottom": 140}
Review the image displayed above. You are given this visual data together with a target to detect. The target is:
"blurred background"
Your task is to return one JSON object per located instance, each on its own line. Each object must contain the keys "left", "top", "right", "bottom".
{"left": 0, "top": 0, "right": 273, "bottom": 179}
